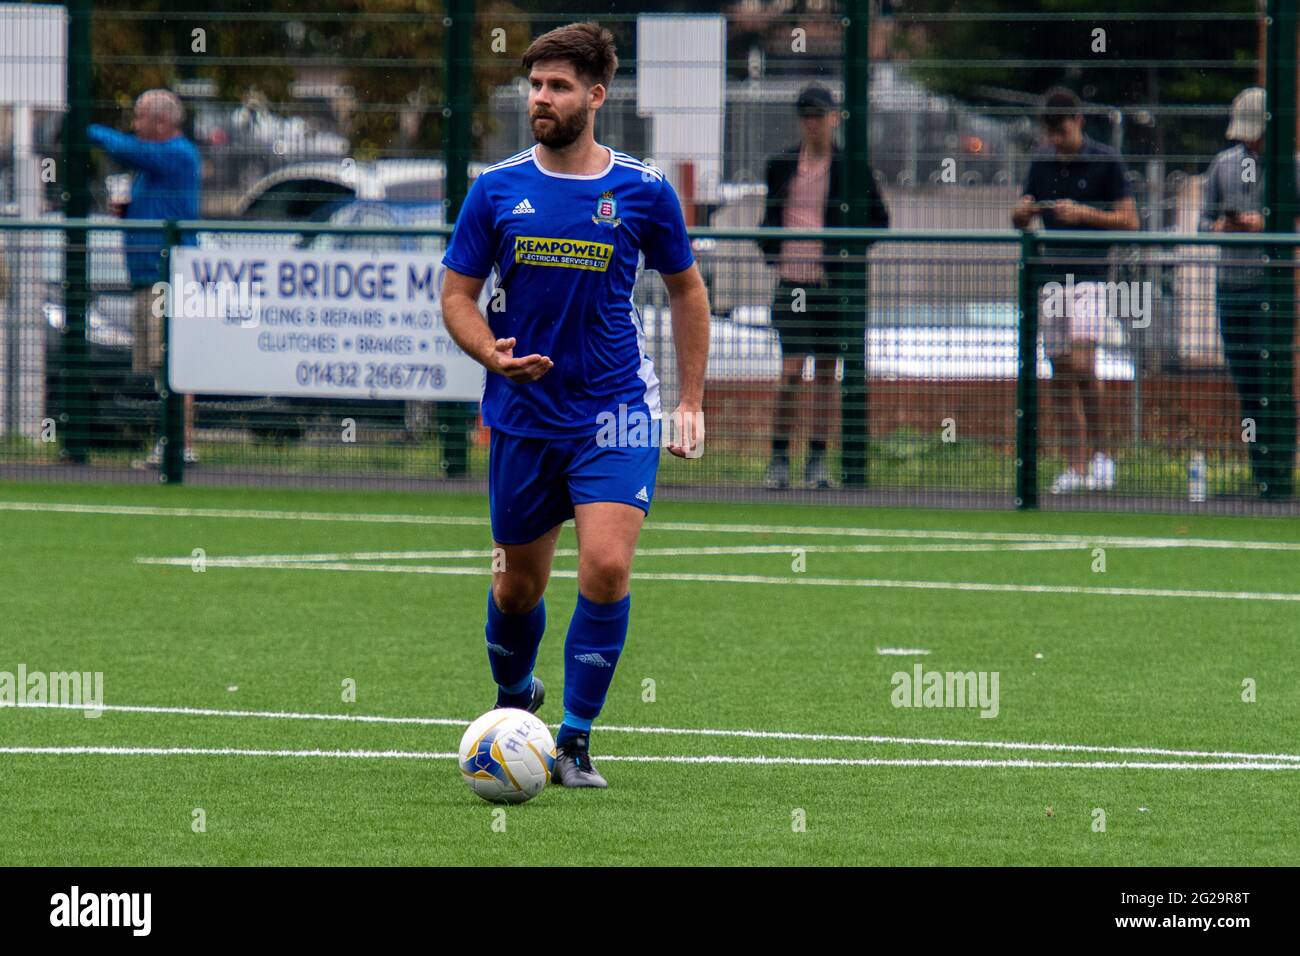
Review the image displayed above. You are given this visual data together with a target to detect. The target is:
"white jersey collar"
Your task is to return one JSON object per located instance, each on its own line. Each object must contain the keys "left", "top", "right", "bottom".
{"left": 531, "top": 143, "right": 615, "bottom": 180}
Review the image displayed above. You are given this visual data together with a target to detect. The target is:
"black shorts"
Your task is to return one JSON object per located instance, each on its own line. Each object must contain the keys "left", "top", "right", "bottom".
{"left": 770, "top": 279, "right": 847, "bottom": 359}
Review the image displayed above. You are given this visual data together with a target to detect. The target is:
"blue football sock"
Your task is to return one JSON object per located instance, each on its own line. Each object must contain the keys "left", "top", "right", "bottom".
{"left": 485, "top": 587, "right": 546, "bottom": 706}
{"left": 561, "top": 592, "right": 630, "bottom": 737}
{"left": 557, "top": 712, "right": 594, "bottom": 748}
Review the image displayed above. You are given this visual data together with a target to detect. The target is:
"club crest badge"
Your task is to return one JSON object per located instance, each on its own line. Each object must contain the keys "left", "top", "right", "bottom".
{"left": 592, "top": 190, "right": 622, "bottom": 228}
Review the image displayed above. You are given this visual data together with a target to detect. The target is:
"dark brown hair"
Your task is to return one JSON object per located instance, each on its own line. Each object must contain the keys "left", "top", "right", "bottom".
{"left": 521, "top": 21, "right": 618, "bottom": 90}
{"left": 1040, "top": 87, "right": 1083, "bottom": 130}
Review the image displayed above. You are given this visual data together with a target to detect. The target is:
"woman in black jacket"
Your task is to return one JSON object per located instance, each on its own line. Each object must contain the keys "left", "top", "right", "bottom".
{"left": 758, "top": 84, "right": 890, "bottom": 489}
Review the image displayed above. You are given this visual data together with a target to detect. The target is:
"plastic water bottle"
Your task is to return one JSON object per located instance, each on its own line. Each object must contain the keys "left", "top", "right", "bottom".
{"left": 1188, "top": 452, "right": 1207, "bottom": 503}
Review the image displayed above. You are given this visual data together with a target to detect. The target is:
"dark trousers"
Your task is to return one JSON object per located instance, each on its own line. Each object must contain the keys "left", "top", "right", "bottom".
{"left": 771, "top": 278, "right": 850, "bottom": 359}
{"left": 1217, "top": 285, "right": 1297, "bottom": 496}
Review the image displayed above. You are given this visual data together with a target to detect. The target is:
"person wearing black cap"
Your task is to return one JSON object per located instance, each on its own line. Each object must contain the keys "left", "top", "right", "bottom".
{"left": 758, "top": 83, "right": 890, "bottom": 490}
{"left": 1012, "top": 86, "right": 1137, "bottom": 496}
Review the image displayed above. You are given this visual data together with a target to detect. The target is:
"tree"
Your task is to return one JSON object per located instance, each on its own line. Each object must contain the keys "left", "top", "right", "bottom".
{"left": 893, "top": 0, "right": 1261, "bottom": 168}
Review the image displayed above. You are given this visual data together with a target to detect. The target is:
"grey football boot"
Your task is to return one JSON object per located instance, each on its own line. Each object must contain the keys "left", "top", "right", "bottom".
{"left": 552, "top": 733, "right": 608, "bottom": 788}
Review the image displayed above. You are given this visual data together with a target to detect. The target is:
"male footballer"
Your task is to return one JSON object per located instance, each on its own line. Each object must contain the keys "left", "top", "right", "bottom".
{"left": 440, "top": 22, "right": 710, "bottom": 787}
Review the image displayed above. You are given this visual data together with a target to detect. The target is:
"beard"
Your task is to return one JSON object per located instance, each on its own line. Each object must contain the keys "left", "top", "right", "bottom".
{"left": 530, "top": 106, "right": 587, "bottom": 149}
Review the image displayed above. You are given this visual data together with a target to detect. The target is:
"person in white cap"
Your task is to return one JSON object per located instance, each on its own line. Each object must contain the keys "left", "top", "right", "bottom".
{"left": 1199, "top": 86, "right": 1296, "bottom": 498}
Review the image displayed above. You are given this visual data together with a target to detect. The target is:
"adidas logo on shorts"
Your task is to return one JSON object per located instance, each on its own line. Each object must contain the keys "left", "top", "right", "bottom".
{"left": 512, "top": 198, "right": 536, "bottom": 214}
{"left": 635, "top": 486, "right": 649, "bottom": 503}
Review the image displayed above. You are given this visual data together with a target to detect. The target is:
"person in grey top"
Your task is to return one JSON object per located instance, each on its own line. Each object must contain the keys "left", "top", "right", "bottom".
{"left": 1199, "top": 87, "right": 1268, "bottom": 287}
{"left": 1199, "top": 87, "right": 1296, "bottom": 498}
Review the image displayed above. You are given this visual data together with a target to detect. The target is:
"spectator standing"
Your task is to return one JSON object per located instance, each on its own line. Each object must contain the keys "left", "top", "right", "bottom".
{"left": 759, "top": 83, "right": 890, "bottom": 490}
{"left": 88, "top": 89, "right": 201, "bottom": 464}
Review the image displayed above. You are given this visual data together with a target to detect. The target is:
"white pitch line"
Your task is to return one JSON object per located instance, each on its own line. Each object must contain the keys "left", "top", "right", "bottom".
{"left": 2, "top": 700, "right": 466, "bottom": 728}
{"left": 592, "top": 723, "right": 1300, "bottom": 763}
{"left": 876, "top": 648, "right": 931, "bottom": 656}
{"left": 0, "top": 500, "right": 491, "bottom": 528}
{"left": 650, "top": 523, "right": 1300, "bottom": 553}
{"left": 134, "top": 541, "right": 1088, "bottom": 568}
{"left": 596, "top": 755, "right": 1300, "bottom": 771}
{"left": 10, "top": 701, "right": 1300, "bottom": 764}
{"left": 628, "top": 571, "right": 1300, "bottom": 603}
{"left": 0, "top": 746, "right": 458, "bottom": 760}
{"left": 7, "top": 499, "right": 1300, "bottom": 551}
{"left": 130, "top": 557, "right": 1300, "bottom": 603}
{"left": 138, "top": 551, "right": 454, "bottom": 568}
{"left": 1, "top": 745, "right": 1296, "bottom": 771}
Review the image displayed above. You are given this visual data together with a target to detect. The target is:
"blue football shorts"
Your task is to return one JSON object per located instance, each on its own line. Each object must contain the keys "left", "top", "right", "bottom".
{"left": 488, "top": 428, "right": 661, "bottom": 546}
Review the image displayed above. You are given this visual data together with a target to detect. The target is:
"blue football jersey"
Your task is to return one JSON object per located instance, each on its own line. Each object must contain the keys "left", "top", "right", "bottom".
{"left": 441, "top": 144, "right": 695, "bottom": 438}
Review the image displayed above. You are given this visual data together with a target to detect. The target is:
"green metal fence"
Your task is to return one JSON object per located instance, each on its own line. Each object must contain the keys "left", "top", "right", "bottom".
{"left": 1, "top": 0, "right": 1297, "bottom": 512}
{"left": 1, "top": 216, "right": 1297, "bottom": 513}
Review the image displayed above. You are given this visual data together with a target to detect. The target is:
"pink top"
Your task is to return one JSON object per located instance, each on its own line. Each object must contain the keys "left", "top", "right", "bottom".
{"left": 778, "top": 149, "right": 831, "bottom": 285}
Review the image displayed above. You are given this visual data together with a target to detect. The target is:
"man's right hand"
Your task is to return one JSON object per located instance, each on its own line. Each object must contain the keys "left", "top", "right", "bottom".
{"left": 487, "top": 337, "right": 553, "bottom": 383}
{"left": 1012, "top": 195, "right": 1037, "bottom": 229}
{"left": 108, "top": 201, "right": 127, "bottom": 218}
{"left": 1215, "top": 212, "right": 1265, "bottom": 233}
{"left": 1235, "top": 211, "right": 1265, "bottom": 232}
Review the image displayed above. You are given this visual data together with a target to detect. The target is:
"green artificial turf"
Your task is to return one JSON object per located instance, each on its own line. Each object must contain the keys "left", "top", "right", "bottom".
{"left": 1, "top": 480, "right": 1297, "bottom": 865}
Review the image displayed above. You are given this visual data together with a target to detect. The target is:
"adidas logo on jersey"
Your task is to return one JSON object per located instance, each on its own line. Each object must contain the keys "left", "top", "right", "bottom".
{"left": 634, "top": 486, "right": 649, "bottom": 503}
{"left": 573, "top": 652, "right": 613, "bottom": 668}
{"left": 512, "top": 198, "right": 536, "bottom": 214}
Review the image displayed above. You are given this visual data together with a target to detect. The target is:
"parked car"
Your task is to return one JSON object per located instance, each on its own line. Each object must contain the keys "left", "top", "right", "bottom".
{"left": 192, "top": 98, "right": 351, "bottom": 198}
{"left": 42, "top": 160, "right": 470, "bottom": 447}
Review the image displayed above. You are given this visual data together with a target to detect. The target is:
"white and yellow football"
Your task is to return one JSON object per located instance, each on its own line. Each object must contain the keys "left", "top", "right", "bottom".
{"left": 458, "top": 708, "right": 556, "bottom": 804}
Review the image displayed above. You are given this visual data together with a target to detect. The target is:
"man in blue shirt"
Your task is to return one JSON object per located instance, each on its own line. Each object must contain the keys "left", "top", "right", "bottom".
{"left": 88, "top": 89, "right": 201, "bottom": 463}
{"left": 441, "top": 22, "right": 710, "bottom": 788}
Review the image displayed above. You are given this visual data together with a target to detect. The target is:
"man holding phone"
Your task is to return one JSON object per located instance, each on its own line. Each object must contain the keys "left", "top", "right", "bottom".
{"left": 1199, "top": 87, "right": 1296, "bottom": 498}
{"left": 1012, "top": 87, "right": 1138, "bottom": 495}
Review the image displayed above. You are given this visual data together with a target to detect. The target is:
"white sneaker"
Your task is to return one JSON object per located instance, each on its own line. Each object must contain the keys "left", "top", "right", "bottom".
{"left": 1086, "top": 452, "right": 1116, "bottom": 491}
{"left": 1051, "top": 469, "right": 1086, "bottom": 495}
{"left": 145, "top": 441, "right": 197, "bottom": 466}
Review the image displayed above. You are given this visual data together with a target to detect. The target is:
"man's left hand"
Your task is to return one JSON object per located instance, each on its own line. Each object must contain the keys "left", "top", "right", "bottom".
{"left": 667, "top": 403, "right": 705, "bottom": 459}
{"left": 1051, "top": 199, "right": 1089, "bottom": 226}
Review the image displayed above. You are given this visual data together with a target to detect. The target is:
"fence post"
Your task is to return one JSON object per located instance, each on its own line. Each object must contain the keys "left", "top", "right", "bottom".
{"left": 440, "top": 0, "right": 475, "bottom": 477}
{"left": 1015, "top": 231, "right": 1039, "bottom": 509}
{"left": 158, "top": 220, "right": 184, "bottom": 484}
{"left": 840, "top": 0, "right": 871, "bottom": 487}
{"left": 60, "top": 0, "right": 94, "bottom": 464}
{"left": 1264, "top": 0, "right": 1297, "bottom": 498}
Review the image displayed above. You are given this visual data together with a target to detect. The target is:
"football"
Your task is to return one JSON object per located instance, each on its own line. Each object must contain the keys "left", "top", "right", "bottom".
{"left": 458, "top": 708, "right": 557, "bottom": 804}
